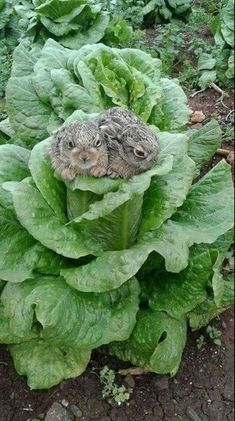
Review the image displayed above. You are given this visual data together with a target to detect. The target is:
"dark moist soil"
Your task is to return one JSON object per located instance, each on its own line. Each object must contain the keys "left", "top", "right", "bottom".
{"left": 0, "top": 91, "right": 234, "bottom": 421}
{"left": 0, "top": 310, "right": 233, "bottom": 421}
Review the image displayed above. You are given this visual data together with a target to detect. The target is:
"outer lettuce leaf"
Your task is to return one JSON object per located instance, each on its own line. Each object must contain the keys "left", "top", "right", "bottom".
{"left": 29, "top": 138, "right": 67, "bottom": 222}
{"left": 110, "top": 310, "right": 187, "bottom": 376}
{"left": 6, "top": 73, "right": 56, "bottom": 146}
{"left": 10, "top": 340, "right": 91, "bottom": 389}
{"left": 0, "top": 144, "right": 30, "bottom": 209}
{"left": 145, "top": 228, "right": 233, "bottom": 319}
{"left": 188, "top": 276, "right": 234, "bottom": 330}
{"left": 220, "top": 0, "right": 234, "bottom": 47}
{"left": 0, "top": 276, "right": 140, "bottom": 348}
{"left": 61, "top": 12, "right": 110, "bottom": 49}
{"left": 148, "top": 250, "right": 213, "bottom": 319}
{"left": 140, "top": 132, "right": 195, "bottom": 233}
{"left": 187, "top": 119, "right": 222, "bottom": 176}
{"left": 198, "top": 69, "right": 217, "bottom": 90}
{"left": 4, "top": 178, "right": 97, "bottom": 258}
{"left": 156, "top": 78, "right": 192, "bottom": 130}
{"left": 147, "top": 159, "right": 234, "bottom": 272}
{"left": 6, "top": 42, "right": 61, "bottom": 146}
{"left": 0, "top": 206, "right": 66, "bottom": 282}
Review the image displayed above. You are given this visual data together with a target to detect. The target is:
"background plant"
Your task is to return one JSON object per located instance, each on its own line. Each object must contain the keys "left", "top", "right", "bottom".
{"left": 2, "top": 40, "right": 191, "bottom": 147}
{"left": 198, "top": 0, "right": 234, "bottom": 89}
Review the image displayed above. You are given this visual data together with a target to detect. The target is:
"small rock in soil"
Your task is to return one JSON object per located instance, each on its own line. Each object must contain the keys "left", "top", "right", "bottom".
{"left": 190, "top": 111, "right": 206, "bottom": 123}
{"left": 61, "top": 399, "right": 69, "bottom": 408}
{"left": 45, "top": 402, "right": 71, "bottom": 421}
{"left": 70, "top": 404, "right": 83, "bottom": 418}
{"left": 124, "top": 374, "right": 135, "bottom": 388}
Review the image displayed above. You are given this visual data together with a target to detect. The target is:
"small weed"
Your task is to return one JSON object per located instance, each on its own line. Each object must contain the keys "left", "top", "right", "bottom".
{"left": 196, "top": 334, "right": 205, "bottom": 350}
{"left": 99, "top": 366, "right": 132, "bottom": 406}
{"left": 206, "top": 325, "right": 222, "bottom": 346}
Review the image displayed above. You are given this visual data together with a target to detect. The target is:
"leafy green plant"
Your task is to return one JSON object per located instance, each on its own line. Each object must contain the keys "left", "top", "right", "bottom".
{"left": 14, "top": 0, "right": 132, "bottom": 49}
{"left": 0, "top": 110, "right": 233, "bottom": 389}
{"left": 198, "top": 0, "right": 234, "bottom": 89}
{"left": 4, "top": 40, "right": 192, "bottom": 148}
{"left": 0, "top": 38, "right": 234, "bottom": 391}
{"left": 206, "top": 325, "right": 222, "bottom": 346}
{"left": 105, "top": 0, "right": 192, "bottom": 27}
{"left": 100, "top": 366, "right": 132, "bottom": 405}
{"left": 142, "top": 0, "right": 192, "bottom": 25}
{"left": 101, "top": 0, "right": 145, "bottom": 29}
{"left": 196, "top": 334, "right": 205, "bottom": 350}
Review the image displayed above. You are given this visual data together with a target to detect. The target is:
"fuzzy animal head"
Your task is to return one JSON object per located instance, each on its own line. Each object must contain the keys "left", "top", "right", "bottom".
{"left": 99, "top": 121, "right": 158, "bottom": 171}
{"left": 52, "top": 121, "right": 107, "bottom": 171}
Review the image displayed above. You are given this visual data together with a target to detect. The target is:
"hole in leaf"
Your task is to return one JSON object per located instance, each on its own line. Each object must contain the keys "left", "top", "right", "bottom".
{"left": 158, "top": 331, "right": 167, "bottom": 343}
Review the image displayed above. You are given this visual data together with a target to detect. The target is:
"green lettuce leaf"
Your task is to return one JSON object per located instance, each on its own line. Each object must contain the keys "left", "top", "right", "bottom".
{"left": 110, "top": 310, "right": 187, "bottom": 376}
{"left": 0, "top": 206, "right": 66, "bottom": 283}
{"left": 1, "top": 276, "right": 140, "bottom": 348}
{"left": 188, "top": 275, "right": 234, "bottom": 330}
{"left": 187, "top": 119, "right": 222, "bottom": 176}
{"left": 140, "top": 132, "right": 195, "bottom": 233}
{"left": 0, "top": 144, "right": 30, "bottom": 209}
{"left": 29, "top": 138, "right": 67, "bottom": 222}
{"left": 10, "top": 339, "right": 91, "bottom": 389}
{"left": 4, "top": 178, "right": 97, "bottom": 259}
{"left": 148, "top": 250, "right": 213, "bottom": 319}
{"left": 157, "top": 78, "right": 192, "bottom": 130}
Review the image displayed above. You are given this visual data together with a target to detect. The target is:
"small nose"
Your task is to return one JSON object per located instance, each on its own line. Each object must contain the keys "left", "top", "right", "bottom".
{"left": 80, "top": 153, "right": 89, "bottom": 162}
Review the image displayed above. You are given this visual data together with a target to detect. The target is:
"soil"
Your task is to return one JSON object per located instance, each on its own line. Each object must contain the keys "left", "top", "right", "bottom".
{"left": 0, "top": 83, "right": 234, "bottom": 421}
{"left": 0, "top": 309, "right": 233, "bottom": 421}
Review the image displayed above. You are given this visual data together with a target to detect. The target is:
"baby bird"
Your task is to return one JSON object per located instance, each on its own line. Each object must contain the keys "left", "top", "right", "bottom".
{"left": 48, "top": 121, "right": 108, "bottom": 180}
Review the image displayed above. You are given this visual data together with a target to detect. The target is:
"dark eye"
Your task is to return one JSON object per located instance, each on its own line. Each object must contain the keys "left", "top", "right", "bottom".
{"left": 68, "top": 140, "right": 74, "bottom": 149}
{"left": 95, "top": 137, "right": 102, "bottom": 147}
{"left": 133, "top": 148, "right": 147, "bottom": 159}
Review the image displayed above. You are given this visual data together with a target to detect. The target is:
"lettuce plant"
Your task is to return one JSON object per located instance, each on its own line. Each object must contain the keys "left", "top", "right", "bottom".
{"left": 101, "top": 0, "right": 192, "bottom": 27}
{"left": 0, "top": 113, "right": 234, "bottom": 389}
{"left": 14, "top": 0, "right": 132, "bottom": 49}
{"left": 4, "top": 39, "right": 192, "bottom": 147}
{"left": 198, "top": 0, "right": 234, "bottom": 89}
{"left": 142, "top": 0, "right": 192, "bottom": 25}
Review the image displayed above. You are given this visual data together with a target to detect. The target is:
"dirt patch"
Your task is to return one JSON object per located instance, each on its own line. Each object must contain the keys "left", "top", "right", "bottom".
{"left": 188, "top": 89, "right": 234, "bottom": 128}
{"left": 0, "top": 309, "right": 234, "bottom": 421}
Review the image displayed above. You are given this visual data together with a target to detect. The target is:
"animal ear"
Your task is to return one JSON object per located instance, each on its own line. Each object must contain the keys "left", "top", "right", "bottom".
{"left": 99, "top": 121, "right": 121, "bottom": 139}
